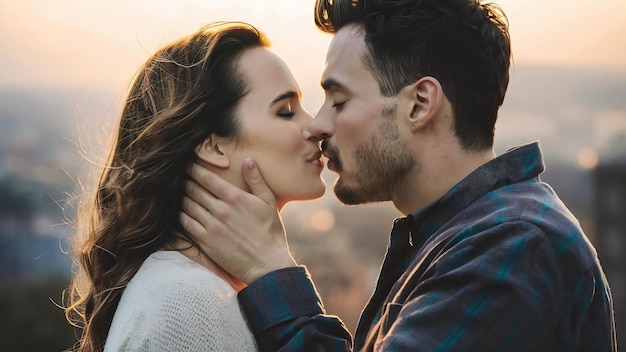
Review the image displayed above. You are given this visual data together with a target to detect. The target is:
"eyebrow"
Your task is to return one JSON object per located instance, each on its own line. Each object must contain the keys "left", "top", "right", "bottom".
{"left": 320, "top": 78, "right": 346, "bottom": 92}
{"left": 270, "top": 90, "right": 299, "bottom": 106}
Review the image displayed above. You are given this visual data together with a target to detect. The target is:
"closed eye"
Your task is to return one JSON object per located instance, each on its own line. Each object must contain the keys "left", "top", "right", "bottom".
{"left": 277, "top": 99, "right": 296, "bottom": 118}
{"left": 277, "top": 111, "right": 295, "bottom": 118}
{"left": 332, "top": 101, "right": 346, "bottom": 110}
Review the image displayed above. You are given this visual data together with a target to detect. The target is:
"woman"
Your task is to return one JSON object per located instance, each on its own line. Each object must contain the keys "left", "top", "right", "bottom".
{"left": 65, "top": 22, "right": 325, "bottom": 351}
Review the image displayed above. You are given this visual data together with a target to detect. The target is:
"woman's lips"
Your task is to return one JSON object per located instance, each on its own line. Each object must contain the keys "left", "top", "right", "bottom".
{"left": 307, "top": 151, "right": 324, "bottom": 168}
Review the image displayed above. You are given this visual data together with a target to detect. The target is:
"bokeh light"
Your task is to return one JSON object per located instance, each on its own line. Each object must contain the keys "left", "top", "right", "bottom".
{"left": 577, "top": 148, "right": 599, "bottom": 170}
{"left": 309, "top": 208, "right": 335, "bottom": 233}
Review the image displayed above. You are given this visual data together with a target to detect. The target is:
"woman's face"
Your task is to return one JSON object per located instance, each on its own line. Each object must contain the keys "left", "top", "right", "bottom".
{"left": 209, "top": 47, "right": 326, "bottom": 208}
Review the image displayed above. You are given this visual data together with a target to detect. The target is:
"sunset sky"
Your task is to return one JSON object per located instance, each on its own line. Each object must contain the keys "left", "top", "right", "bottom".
{"left": 1, "top": 0, "right": 625, "bottom": 106}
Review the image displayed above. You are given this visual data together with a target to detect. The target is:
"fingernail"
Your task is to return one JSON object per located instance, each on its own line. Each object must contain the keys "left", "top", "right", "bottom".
{"left": 245, "top": 158, "right": 255, "bottom": 170}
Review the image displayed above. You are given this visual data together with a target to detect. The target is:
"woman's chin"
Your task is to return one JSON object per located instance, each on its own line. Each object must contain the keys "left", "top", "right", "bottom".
{"left": 278, "top": 186, "right": 327, "bottom": 208}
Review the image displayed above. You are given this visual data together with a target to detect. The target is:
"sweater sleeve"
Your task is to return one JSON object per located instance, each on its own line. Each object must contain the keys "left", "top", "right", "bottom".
{"left": 238, "top": 266, "right": 353, "bottom": 351}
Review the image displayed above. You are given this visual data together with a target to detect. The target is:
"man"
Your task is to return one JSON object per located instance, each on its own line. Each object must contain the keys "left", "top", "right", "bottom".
{"left": 181, "top": 0, "right": 617, "bottom": 350}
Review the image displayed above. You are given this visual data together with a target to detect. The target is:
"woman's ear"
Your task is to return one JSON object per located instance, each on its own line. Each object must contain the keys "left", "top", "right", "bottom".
{"left": 195, "top": 135, "right": 230, "bottom": 169}
{"left": 405, "top": 76, "right": 444, "bottom": 131}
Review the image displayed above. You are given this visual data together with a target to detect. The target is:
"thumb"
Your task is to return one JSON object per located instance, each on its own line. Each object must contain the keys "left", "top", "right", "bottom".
{"left": 243, "top": 158, "right": 275, "bottom": 205}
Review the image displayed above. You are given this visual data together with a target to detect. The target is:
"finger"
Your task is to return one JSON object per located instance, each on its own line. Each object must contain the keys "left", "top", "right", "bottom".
{"left": 183, "top": 188, "right": 235, "bottom": 230}
{"left": 179, "top": 209, "right": 208, "bottom": 238}
{"left": 242, "top": 158, "right": 276, "bottom": 206}
{"left": 182, "top": 195, "right": 208, "bottom": 222}
{"left": 189, "top": 163, "right": 239, "bottom": 203}
{"left": 185, "top": 178, "right": 218, "bottom": 210}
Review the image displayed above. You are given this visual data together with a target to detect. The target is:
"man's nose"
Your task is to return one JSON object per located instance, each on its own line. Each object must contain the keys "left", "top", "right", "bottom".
{"left": 306, "top": 107, "right": 335, "bottom": 141}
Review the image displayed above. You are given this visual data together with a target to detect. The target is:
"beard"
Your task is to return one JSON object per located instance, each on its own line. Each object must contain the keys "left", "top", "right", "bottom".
{"left": 330, "top": 103, "right": 417, "bottom": 205}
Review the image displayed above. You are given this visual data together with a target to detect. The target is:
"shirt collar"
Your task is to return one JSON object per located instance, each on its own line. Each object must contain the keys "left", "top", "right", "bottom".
{"left": 396, "top": 141, "right": 545, "bottom": 247}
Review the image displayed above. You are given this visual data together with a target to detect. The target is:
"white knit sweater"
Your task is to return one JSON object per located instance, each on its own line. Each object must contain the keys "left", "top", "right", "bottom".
{"left": 104, "top": 251, "right": 258, "bottom": 351}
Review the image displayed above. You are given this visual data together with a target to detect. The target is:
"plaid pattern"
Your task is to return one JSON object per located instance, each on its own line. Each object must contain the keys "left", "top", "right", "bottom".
{"left": 239, "top": 142, "right": 617, "bottom": 351}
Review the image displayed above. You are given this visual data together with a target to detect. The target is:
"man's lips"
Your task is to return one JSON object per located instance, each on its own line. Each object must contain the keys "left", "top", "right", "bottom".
{"left": 324, "top": 156, "right": 338, "bottom": 172}
{"left": 321, "top": 140, "right": 339, "bottom": 172}
{"left": 326, "top": 158, "right": 336, "bottom": 172}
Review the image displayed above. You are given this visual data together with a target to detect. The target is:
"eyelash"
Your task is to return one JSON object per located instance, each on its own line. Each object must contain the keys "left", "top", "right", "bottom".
{"left": 332, "top": 101, "right": 346, "bottom": 110}
{"left": 277, "top": 111, "right": 295, "bottom": 118}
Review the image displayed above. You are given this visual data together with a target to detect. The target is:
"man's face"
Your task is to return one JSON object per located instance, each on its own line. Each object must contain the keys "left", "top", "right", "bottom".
{"left": 310, "top": 24, "right": 416, "bottom": 205}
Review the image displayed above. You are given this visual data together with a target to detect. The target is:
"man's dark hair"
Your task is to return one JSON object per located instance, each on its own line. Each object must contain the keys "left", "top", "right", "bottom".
{"left": 315, "top": 0, "right": 511, "bottom": 151}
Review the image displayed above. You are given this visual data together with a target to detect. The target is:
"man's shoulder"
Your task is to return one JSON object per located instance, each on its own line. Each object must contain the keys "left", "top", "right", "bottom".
{"left": 468, "top": 180, "right": 577, "bottom": 227}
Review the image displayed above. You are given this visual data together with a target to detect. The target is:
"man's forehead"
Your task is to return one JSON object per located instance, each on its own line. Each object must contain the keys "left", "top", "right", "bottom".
{"left": 322, "top": 24, "right": 367, "bottom": 85}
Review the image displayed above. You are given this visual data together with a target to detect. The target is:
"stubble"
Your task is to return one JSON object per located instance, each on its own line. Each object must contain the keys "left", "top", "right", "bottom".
{"left": 334, "top": 103, "right": 417, "bottom": 205}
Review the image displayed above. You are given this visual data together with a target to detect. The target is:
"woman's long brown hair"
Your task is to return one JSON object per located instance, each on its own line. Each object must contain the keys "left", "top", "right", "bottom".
{"left": 64, "top": 22, "right": 269, "bottom": 351}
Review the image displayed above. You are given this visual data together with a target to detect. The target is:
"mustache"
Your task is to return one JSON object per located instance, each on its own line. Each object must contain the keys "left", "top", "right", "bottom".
{"left": 320, "top": 139, "right": 332, "bottom": 156}
{"left": 321, "top": 139, "right": 342, "bottom": 171}
{"left": 321, "top": 139, "right": 328, "bottom": 152}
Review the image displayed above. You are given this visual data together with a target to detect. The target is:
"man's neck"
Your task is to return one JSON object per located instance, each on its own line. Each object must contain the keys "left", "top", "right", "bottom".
{"left": 392, "top": 147, "right": 495, "bottom": 215}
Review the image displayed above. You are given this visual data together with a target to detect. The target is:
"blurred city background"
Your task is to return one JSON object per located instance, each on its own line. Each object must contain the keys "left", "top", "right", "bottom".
{"left": 1, "top": 0, "right": 625, "bottom": 350}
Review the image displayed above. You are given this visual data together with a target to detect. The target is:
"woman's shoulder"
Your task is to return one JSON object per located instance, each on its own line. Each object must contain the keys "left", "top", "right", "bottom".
{"left": 128, "top": 250, "right": 237, "bottom": 301}
{"left": 111, "top": 250, "right": 243, "bottom": 329}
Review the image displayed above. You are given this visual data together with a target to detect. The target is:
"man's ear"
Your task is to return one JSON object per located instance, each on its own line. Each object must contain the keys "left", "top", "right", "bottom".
{"left": 195, "top": 135, "right": 230, "bottom": 169}
{"left": 405, "top": 76, "right": 444, "bottom": 131}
